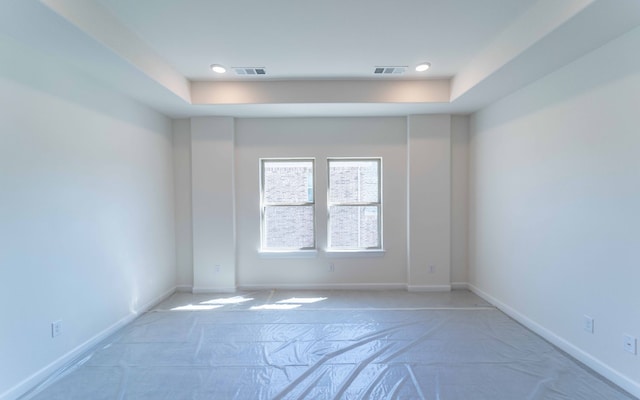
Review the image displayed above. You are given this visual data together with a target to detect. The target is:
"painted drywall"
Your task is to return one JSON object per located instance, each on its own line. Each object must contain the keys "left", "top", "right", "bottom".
{"left": 174, "top": 115, "right": 466, "bottom": 291}
{"left": 407, "top": 115, "right": 452, "bottom": 290}
{"left": 191, "top": 80, "right": 450, "bottom": 105}
{"left": 172, "top": 119, "right": 193, "bottom": 289}
{"left": 190, "top": 117, "right": 236, "bottom": 292}
{"left": 0, "top": 35, "right": 176, "bottom": 399}
{"left": 451, "top": 116, "right": 469, "bottom": 286}
{"left": 469, "top": 25, "right": 640, "bottom": 396}
{"left": 235, "top": 117, "right": 408, "bottom": 288}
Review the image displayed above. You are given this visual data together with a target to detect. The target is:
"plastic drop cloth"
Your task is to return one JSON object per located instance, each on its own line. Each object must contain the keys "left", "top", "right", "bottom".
{"left": 23, "top": 290, "right": 635, "bottom": 400}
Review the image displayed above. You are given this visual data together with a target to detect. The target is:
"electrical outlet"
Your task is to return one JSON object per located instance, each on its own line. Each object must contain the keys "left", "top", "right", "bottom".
{"left": 329, "top": 263, "right": 335, "bottom": 272}
{"left": 623, "top": 334, "right": 637, "bottom": 355}
{"left": 214, "top": 264, "right": 221, "bottom": 273}
{"left": 51, "top": 320, "right": 62, "bottom": 338}
{"left": 583, "top": 315, "right": 594, "bottom": 334}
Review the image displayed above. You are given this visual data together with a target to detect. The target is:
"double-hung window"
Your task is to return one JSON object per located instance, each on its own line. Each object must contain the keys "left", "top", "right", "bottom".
{"left": 260, "top": 159, "right": 315, "bottom": 251}
{"left": 327, "top": 158, "right": 382, "bottom": 250}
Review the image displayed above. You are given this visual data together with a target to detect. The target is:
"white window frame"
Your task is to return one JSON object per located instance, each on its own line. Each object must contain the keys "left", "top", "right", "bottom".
{"left": 327, "top": 157, "right": 382, "bottom": 251}
{"left": 260, "top": 158, "right": 316, "bottom": 252}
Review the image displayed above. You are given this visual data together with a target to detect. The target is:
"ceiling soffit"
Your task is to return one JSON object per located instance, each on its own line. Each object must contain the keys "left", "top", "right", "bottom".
{"left": 28, "top": 0, "right": 640, "bottom": 116}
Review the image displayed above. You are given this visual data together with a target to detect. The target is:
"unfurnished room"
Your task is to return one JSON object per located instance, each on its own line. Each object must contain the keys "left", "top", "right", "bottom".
{"left": 1, "top": 0, "right": 639, "bottom": 399}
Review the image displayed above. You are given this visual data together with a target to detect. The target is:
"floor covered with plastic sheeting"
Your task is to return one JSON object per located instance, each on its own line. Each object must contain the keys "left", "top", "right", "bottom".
{"left": 24, "top": 290, "right": 635, "bottom": 400}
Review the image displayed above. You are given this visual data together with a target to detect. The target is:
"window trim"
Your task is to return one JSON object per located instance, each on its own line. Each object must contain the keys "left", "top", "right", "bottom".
{"left": 326, "top": 157, "right": 383, "bottom": 251}
{"left": 259, "top": 158, "right": 316, "bottom": 251}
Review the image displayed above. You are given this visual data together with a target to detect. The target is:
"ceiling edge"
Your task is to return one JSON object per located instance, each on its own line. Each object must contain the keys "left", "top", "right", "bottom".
{"left": 40, "top": 0, "right": 191, "bottom": 103}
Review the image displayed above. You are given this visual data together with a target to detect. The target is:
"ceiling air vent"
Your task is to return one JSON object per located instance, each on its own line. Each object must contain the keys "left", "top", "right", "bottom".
{"left": 233, "top": 67, "right": 266, "bottom": 76}
{"left": 374, "top": 66, "right": 407, "bottom": 75}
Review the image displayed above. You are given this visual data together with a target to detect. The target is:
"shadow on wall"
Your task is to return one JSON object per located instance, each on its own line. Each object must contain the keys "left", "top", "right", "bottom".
{"left": 0, "top": 30, "right": 168, "bottom": 132}
{"left": 474, "top": 26, "right": 640, "bottom": 130}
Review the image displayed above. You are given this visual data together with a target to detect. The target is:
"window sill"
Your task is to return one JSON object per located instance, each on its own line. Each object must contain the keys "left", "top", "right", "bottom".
{"left": 325, "top": 249, "right": 386, "bottom": 258}
{"left": 259, "top": 249, "right": 318, "bottom": 259}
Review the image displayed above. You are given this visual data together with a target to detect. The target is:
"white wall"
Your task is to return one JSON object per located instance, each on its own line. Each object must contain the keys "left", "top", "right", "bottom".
{"left": 172, "top": 119, "right": 193, "bottom": 290}
{"left": 407, "top": 115, "right": 451, "bottom": 290}
{"left": 0, "top": 35, "right": 176, "bottom": 399}
{"left": 191, "top": 117, "right": 236, "bottom": 293}
{"left": 451, "top": 115, "right": 469, "bottom": 286}
{"left": 469, "top": 26, "right": 640, "bottom": 396}
{"left": 175, "top": 115, "right": 468, "bottom": 291}
{"left": 235, "top": 117, "right": 407, "bottom": 288}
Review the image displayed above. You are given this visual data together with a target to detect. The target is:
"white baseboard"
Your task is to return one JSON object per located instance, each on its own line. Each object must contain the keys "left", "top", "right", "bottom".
{"left": 239, "top": 284, "right": 457, "bottom": 292}
{"left": 175, "top": 285, "right": 193, "bottom": 293}
{"left": 238, "top": 283, "right": 407, "bottom": 291}
{"left": 2, "top": 286, "right": 176, "bottom": 400}
{"left": 137, "top": 286, "right": 176, "bottom": 312}
{"left": 192, "top": 286, "right": 237, "bottom": 294}
{"left": 450, "top": 282, "right": 469, "bottom": 290}
{"left": 468, "top": 284, "right": 640, "bottom": 399}
{"left": 406, "top": 284, "right": 452, "bottom": 292}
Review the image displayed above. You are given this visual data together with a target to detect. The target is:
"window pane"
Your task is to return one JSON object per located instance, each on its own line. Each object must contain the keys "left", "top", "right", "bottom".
{"left": 263, "top": 161, "right": 313, "bottom": 203}
{"left": 329, "top": 160, "right": 379, "bottom": 203}
{"left": 329, "top": 206, "right": 379, "bottom": 249}
{"left": 264, "top": 206, "right": 314, "bottom": 249}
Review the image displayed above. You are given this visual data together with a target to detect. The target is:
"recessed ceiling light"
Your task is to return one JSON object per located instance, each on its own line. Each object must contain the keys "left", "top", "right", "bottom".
{"left": 210, "top": 64, "right": 226, "bottom": 74}
{"left": 415, "top": 62, "right": 431, "bottom": 72}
